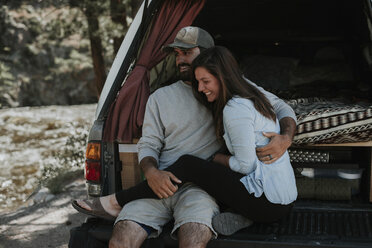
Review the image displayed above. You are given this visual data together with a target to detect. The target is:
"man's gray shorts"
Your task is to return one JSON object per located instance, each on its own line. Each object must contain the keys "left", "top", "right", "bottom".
{"left": 115, "top": 183, "right": 220, "bottom": 239}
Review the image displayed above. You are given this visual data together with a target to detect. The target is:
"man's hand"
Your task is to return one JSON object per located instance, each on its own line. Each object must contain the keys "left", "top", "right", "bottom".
{"left": 256, "top": 132, "right": 291, "bottom": 164}
{"left": 140, "top": 156, "right": 181, "bottom": 199}
{"left": 145, "top": 167, "right": 182, "bottom": 199}
{"left": 256, "top": 117, "right": 296, "bottom": 164}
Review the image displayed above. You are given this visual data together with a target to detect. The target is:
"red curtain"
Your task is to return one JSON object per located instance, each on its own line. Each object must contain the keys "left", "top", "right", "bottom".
{"left": 103, "top": 0, "right": 206, "bottom": 143}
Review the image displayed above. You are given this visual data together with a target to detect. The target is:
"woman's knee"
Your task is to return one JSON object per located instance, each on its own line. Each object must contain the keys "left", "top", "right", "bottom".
{"left": 177, "top": 154, "right": 205, "bottom": 167}
{"left": 178, "top": 154, "right": 195, "bottom": 162}
{"left": 173, "top": 155, "right": 201, "bottom": 175}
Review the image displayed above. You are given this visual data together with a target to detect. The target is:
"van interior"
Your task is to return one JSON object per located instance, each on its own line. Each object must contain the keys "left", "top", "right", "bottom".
{"left": 152, "top": 0, "right": 371, "bottom": 100}
{"left": 196, "top": 0, "right": 372, "bottom": 198}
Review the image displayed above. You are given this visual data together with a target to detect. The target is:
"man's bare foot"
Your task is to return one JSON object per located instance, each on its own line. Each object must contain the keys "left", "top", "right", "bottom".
{"left": 76, "top": 194, "right": 122, "bottom": 217}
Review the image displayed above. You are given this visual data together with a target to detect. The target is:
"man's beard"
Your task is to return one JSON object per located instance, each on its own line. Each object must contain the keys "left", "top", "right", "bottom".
{"left": 179, "top": 70, "right": 192, "bottom": 81}
{"left": 178, "top": 64, "right": 193, "bottom": 82}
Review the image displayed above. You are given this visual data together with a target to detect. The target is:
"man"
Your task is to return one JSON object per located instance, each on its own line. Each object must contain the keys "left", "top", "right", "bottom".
{"left": 109, "top": 26, "right": 297, "bottom": 248}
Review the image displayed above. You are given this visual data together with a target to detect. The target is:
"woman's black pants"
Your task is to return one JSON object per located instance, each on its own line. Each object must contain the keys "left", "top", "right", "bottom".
{"left": 115, "top": 155, "right": 292, "bottom": 223}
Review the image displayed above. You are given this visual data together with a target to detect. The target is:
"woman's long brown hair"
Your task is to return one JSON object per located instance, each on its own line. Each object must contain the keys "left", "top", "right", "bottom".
{"left": 191, "top": 46, "right": 276, "bottom": 139}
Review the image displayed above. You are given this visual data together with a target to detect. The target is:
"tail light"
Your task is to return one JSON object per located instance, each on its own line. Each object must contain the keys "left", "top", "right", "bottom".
{"left": 85, "top": 142, "right": 101, "bottom": 182}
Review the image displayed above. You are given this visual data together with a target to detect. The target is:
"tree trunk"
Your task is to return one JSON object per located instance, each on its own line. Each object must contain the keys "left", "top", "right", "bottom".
{"left": 85, "top": 1, "right": 106, "bottom": 98}
{"left": 110, "top": 0, "right": 127, "bottom": 55}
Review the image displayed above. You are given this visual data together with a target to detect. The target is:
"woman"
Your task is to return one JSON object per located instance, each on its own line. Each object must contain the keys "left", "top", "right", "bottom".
{"left": 73, "top": 46, "right": 297, "bottom": 230}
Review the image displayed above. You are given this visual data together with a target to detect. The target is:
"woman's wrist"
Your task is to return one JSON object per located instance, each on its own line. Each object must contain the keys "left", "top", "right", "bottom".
{"left": 214, "top": 153, "right": 231, "bottom": 168}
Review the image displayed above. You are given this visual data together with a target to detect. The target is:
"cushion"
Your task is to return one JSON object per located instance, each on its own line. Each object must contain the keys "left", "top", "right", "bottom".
{"left": 288, "top": 98, "right": 372, "bottom": 145}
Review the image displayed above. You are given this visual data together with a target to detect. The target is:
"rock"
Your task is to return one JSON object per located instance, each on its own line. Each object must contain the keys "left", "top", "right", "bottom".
{"left": 30, "top": 187, "right": 55, "bottom": 204}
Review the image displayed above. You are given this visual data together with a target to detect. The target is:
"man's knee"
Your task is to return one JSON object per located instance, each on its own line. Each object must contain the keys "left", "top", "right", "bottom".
{"left": 109, "top": 220, "right": 147, "bottom": 248}
{"left": 178, "top": 222, "right": 213, "bottom": 248}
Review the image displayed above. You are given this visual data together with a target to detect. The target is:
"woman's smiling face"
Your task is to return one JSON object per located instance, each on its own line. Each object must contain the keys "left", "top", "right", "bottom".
{"left": 195, "top": 67, "right": 220, "bottom": 102}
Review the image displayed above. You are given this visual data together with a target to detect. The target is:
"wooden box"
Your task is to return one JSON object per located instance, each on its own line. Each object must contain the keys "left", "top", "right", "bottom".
{"left": 119, "top": 139, "right": 142, "bottom": 189}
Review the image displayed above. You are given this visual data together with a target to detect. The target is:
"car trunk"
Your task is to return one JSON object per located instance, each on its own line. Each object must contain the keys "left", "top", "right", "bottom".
{"left": 117, "top": 0, "right": 372, "bottom": 247}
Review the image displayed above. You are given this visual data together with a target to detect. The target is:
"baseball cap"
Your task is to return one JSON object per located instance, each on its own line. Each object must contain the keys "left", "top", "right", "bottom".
{"left": 162, "top": 26, "right": 214, "bottom": 53}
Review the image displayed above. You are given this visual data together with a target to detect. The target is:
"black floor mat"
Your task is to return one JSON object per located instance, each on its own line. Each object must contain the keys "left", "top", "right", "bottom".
{"left": 224, "top": 206, "right": 372, "bottom": 247}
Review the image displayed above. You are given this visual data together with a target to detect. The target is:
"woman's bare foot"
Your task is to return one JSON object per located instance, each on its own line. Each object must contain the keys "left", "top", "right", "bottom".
{"left": 76, "top": 194, "right": 122, "bottom": 217}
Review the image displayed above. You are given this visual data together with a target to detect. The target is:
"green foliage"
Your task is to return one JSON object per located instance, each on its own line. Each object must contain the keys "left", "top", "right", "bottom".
{"left": 0, "top": 62, "right": 14, "bottom": 86}
{"left": 40, "top": 130, "right": 88, "bottom": 194}
{"left": 0, "top": 62, "right": 17, "bottom": 108}
{"left": 5, "top": 0, "right": 70, "bottom": 10}
{"left": 0, "top": 0, "right": 141, "bottom": 108}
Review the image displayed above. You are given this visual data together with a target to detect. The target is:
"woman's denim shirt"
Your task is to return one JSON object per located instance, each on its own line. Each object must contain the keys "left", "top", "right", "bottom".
{"left": 223, "top": 97, "right": 298, "bottom": 205}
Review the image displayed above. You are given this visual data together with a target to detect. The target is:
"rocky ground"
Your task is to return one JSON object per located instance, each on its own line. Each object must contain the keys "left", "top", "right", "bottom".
{"left": 0, "top": 103, "right": 98, "bottom": 247}
{"left": 0, "top": 178, "right": 88, "bottom": 248}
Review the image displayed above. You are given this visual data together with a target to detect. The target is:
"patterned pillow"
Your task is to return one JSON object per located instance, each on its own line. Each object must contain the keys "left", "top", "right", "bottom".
{"left": 287, "top": 98, "right": 372, "bottom": 145}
